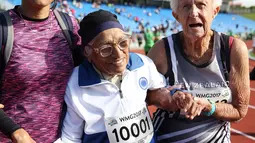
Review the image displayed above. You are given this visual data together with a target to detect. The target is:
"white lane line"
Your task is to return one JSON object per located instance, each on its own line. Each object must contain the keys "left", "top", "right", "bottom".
{"left": 231, "top": 128, "right": 255, "bottom": 141}
{"left": 248, "top": 105, "right": 255, "bottom": 110}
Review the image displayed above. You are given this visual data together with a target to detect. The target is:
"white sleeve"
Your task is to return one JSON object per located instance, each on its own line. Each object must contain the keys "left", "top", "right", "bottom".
{"left": 61, "top": 85, "right": 84, "bottom": 143}
{"left": 147, "top": 58, "right": 167, "bottom": 90}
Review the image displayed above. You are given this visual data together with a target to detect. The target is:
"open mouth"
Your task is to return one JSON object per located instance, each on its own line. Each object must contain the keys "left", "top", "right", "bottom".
{"left": 189, "top": 23, "right": 203, "bottom": 28}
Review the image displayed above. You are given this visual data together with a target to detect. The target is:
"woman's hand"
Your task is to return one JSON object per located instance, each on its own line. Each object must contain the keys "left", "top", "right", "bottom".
{"left": 194, "top": 97, "right": 212, "bottom": 112}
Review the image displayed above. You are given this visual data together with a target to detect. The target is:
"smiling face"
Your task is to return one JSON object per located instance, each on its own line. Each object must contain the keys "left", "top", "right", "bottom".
{"left": 87, "top": 28, "right": 130, "bottom": 76}
{"left": 173, "top": 0, "right": 220, "bottom": 40}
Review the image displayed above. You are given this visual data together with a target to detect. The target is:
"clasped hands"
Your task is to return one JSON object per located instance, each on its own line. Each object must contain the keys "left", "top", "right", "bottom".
{"left": 161, "top": 86, "right": 212, "bottom": 120}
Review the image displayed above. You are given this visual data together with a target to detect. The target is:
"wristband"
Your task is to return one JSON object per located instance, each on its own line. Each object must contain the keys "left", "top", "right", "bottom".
{"left": 203, "top": 100, "right": 216, "bottom": 116}
{"left": 170, "top": 88, "right": 182, "bottom": 96}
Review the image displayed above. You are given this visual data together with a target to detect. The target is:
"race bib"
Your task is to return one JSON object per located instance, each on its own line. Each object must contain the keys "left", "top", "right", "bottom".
{"left": 104, "top": 105, "right": 153, "bottom": 143}
{"left": 190, "top": 88, "right": 232, "bottom": 103}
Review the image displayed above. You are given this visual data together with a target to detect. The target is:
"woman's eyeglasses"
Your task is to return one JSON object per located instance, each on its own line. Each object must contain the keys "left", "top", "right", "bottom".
{"left": 89, "top": 35, "right": 131, "bottom": 57}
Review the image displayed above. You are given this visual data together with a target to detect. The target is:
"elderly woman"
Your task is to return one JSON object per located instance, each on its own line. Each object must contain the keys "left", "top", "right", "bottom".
{"left": 60, "top": 10, "right": 198, "bottom": 143}
{"left": 148, "top": 0, "right": 250, "bottom": 142}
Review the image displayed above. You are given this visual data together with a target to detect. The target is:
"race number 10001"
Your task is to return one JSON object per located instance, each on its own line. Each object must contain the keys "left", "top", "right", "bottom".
{"left": 105, "top": 107, "right": 154, "bottom": 143}
{"left": 112, "top": 116, "right": 151, "bottom": 142}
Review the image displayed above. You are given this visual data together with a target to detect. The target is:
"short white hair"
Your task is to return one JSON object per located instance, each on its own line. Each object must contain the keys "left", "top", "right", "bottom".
{"left": 170, "top": 0, "right": 223, "bottom": 12}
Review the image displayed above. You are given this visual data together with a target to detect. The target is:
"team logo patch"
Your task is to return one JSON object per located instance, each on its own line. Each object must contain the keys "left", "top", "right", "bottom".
{"left": 142, "top": 107, "right": 147, "bottom": 114}
{"left": 222, "top": 89, "right": 230, "bottom": 97}
{"left": 139, "top": 77, "right": 148, "bottom": 90}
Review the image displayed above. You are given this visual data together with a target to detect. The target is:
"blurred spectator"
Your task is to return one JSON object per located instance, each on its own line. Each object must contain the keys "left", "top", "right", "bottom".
{"left": 127, "top": 13, "right": 132, "bottom": 19}
{"left": 147, "top": 12, "right": 152, "bottom": 16}
{"left": 152, "top": 26, "right": 161, "bottom": 43}
{"left": 115, "top": 7, "right": 121, "bottom": 15}
{"left": 154, "top": 9, "right": 160, "bottom": 14}
{"left": 73, "top": 0, "right": 83, "bottom": 8}
{"left": 144, "top": 28, "right": 155, "bottom": 55}
{"left": 125, "top": 26, "right": 132, "bottom": 35}
{"left": 134, "top": 16, "right": 140, "bottom": 23}
{"left": 70, "top": 8, "right": 76, "bottom": 15}
{"left": 92, "top": 0, "right": 101, "bottom": 8}
{"left": 154, "top": 6, "right": 161, "bottom": 14}
{"left": 137, "top": 34, "right": 143, "bottom": 47}
{"left": 77, "top": 13, "right": 84, "bottom": 23}
{"left": 121, "top": 8, "right": 126, "bottom": 12}
{"left": 161, "top": 20, "right": 170, "bottom": 36}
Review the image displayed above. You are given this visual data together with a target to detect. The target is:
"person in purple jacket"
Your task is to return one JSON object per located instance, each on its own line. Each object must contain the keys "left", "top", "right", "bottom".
{"left": 0, "top": 0, "right": 81, "bottom": 142}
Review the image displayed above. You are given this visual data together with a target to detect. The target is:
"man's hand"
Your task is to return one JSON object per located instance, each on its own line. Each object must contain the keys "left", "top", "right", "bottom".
{"left": 0, "top": 104, "right": 4, "bottom": 108}
{"left": 11, "top": 128, "right": 36, "bottom": 143}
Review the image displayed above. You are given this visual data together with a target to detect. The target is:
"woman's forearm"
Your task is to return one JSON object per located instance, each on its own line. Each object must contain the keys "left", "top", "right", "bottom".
{"left": 213, "top": 102, "right": 248, "bottom": 122}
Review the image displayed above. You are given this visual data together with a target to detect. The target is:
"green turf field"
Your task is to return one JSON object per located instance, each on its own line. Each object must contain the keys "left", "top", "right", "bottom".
{"left": 241, "top": 13, "right": 255, "bottom": 21}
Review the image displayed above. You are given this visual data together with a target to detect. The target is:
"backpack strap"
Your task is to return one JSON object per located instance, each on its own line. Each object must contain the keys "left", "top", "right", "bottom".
{"left": 0, "top": 14, "right": 3, "bottom": 57}
{"left": 0, "top": 13, "right": 4, "bottom": 79}
{"left": 220, "top": 33, "right": 233, "bottom": 82}
{"left": 53, "top": 10, "right": 84, "bottom": 66}
{"left": 163, "top": 37, "right": 175, "bottom": 86}
{"left": 53, "top": 10, "right": 73, "bottom": 49}
{"left": 0, "top": 10, "right": 13, "bottom": 78}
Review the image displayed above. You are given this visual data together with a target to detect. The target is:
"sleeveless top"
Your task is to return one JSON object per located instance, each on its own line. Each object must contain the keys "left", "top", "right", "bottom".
{"left": 153, "top": 31, "right": 232, "bottom": 143}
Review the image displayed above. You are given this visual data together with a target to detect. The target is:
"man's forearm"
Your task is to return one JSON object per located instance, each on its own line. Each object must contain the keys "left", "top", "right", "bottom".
{"left": 0, "top": 109, "right": 21, "bottom": 137}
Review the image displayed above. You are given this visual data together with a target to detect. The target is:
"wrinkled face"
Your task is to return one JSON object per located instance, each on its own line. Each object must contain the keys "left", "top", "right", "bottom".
{"left": 23, "top": 0, "right": 54, "bottom": 8}
{"left": 173, "top": 0, "right": 219, "bottom": 39}
{"left": 88, "top": 28, "right": 130, "bottom": 75}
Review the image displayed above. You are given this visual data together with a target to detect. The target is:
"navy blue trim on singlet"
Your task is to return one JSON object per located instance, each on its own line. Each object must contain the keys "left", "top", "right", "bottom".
{"left": 219, "top": 33, "right": 231, "bottom": 82}
{"left": 163, "top": 37, "right": 175, "bottom": 85}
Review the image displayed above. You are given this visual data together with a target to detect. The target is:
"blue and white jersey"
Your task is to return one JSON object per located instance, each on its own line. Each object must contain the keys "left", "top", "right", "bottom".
{"left": 61, "top": 53, "right": 166, "bottom": 143}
